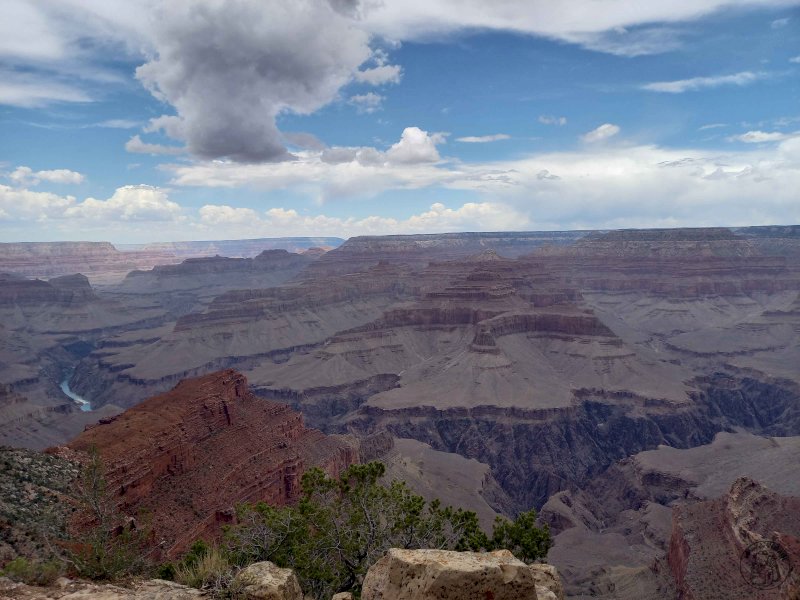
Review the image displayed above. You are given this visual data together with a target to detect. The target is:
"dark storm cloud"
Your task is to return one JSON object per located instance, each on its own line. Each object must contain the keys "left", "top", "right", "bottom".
{"left": 136, "top": 0, "right": 373, "bottom": 163}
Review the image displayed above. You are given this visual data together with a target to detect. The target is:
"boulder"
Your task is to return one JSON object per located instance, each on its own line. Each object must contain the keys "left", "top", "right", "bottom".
{"left": 233, "top": 561, "right": 304, "bottom": 600}
{"left": 528, "top": 564, "right": 564, "bottom": 600}
{"left": 331, "top": 593, "right": 353, "bottom": 600}
{"left": 362, "top": 548, "right": 562, "bottom": 600}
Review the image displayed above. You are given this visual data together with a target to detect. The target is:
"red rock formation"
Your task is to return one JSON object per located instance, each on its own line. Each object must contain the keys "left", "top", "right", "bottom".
{"left": 666, "top": 478, "right": 800, "bottom": 599}
{"left": 66, "top": 369, "right": 358, "bottom": 557}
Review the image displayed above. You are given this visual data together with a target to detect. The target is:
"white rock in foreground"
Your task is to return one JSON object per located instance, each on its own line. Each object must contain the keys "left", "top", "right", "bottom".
{"left": 0, "top": 577, "right": 206, "bottom": 599}
{"left": 362, "top": 549, "right": 563, "bottom": 600}
{"left": 232, "top": 561, "right": 304, "bottom": 600}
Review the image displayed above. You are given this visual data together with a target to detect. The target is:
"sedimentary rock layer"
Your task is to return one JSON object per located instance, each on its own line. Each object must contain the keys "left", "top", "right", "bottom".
{"left": 66, "top": 369, "right": 358, "bottom": 557}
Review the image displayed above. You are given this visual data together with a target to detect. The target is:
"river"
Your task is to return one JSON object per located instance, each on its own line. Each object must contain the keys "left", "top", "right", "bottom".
{"left": 60, "top": 377, "right": 92, "bottom": 412}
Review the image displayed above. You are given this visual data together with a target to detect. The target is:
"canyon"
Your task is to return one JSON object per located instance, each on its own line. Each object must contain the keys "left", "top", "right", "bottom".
{"left": 0, "top": 237, "right": 342, "bottom": 285}
{"left": 1, "top": 226, "right": 799, "bottom": 597}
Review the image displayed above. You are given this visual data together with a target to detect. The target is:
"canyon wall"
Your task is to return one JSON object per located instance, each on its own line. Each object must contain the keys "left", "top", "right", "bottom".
{"left": 66, "top": 369, "right": 358, "bottom": 557}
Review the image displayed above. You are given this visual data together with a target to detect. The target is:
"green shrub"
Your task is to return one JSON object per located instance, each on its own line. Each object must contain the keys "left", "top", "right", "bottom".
{"left": 65, "top": 446, "right": 153, "bottom": 580}
{"left": 1, "top": 556, "right": 63, "bottom": 586}
{"left": 225, "top": 461, "right": 551, "bottom": 600}
{"left": 174, "top": 545, "right": 234, "bottom": 593}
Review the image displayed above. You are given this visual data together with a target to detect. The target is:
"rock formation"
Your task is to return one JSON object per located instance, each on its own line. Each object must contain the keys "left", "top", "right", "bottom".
{"left": 541, "top": 432, "right": 800, "bottom": 598}
{"left": 66, "top": 370, "right": 358, "bottom": 557}
{"left": 233, "top": 562, "right": 304, "bottom": 600}
{"left": 0, "top": 242, "right": 176, "bottom": 286}
{"left": 666, "top": 478, "right": 800, "bottom": 599}
{"left": 362, "top": 548, "right": 564, "bottom": 600}
{"left": 0, "top": 238, "right": 343, "bottom": 285}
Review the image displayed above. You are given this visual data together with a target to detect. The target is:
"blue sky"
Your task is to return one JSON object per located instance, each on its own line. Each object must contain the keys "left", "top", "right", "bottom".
{"left": 0, "top": 0, "right": 799, "bottom": 243}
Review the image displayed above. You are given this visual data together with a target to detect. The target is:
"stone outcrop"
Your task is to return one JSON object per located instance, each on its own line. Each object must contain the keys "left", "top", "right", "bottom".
{"left": 232, "top": 562, "right": 303, "bottom": 600}
{"left": 361, "top": 548, "right": 564, "bottom": 600}
{"left": 0, "top": 577, "right": 205, "bottom": 599}
{"left": 65, "top": 370, "right": 358, "bottom": 557}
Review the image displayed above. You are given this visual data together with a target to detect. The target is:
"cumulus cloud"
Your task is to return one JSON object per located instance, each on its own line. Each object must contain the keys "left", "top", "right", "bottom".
{"left": 456, "top": 134, "right": 511, "bottom": 143}
{"left": 538, "top": 115, "right": 567, "bottom": 126}
{"left": 642, "top": 71, "right": 764, "bottom": 93}
{"left": 0, "top": 184, "right": 181, "bottom": 224}
{"left": 349, "top": 92, "right": 385, "bottom": 114}
{"left": 136, "top": 0, "right": 375, "bottom": 163}
{"left": 64, "top": 185, "right": 181, "bottom": 221}
{"left": 728, "top": 130, "right": 796, "bottom": 143}
{"left": 7, "top": 135, "right": 800, "bottom": 239}
{"left": 125, "top": 135, "right": 184, "bottom": 155}
{"left": 0, "top": 185, "right": 76, "bottom": 221}
{"left": 8, "top": 166, "right": 85, "bottom": 186}
{"left": 355, "top": 64, "right": 403, "bottom": 85}
{"left": 386, "top": 127, "right": 446, "bottom": 163}
{"left": 157, "top": 130, "right": 800, "bottom": 233}
{"left": 198, "top": 204, "right": 259, "bottom": 225}
{"left": 581, "top": 123, "right": 620, "bottom": 143}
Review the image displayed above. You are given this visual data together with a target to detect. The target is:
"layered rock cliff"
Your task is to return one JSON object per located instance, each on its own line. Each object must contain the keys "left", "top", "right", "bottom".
{"left": 666, "top": 478, "right": 800, "bottom": 599}
{"left": 66, "top": 369, "right": 358, "bottom": 557}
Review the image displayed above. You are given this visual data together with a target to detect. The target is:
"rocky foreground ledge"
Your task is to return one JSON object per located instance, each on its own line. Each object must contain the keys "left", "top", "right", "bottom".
{"left": 0, "top": 549, "right": 563, "bottom": 600}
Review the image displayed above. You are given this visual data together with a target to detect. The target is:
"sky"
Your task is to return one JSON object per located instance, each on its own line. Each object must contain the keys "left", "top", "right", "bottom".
{"left": 0, "top": 0, "right": 799, "bottom": 243}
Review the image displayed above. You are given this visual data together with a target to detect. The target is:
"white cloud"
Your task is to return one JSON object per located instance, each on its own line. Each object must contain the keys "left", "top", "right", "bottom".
{"left": 355, "top": 64, "right": 403, "bottom": 85}
{"left": 581, "top": 123, "right": 620, "bottom": 143}
{"left": 642, "top": 71, "right": 764, "bottom": 93}
{"left": 386, "top": 127, "right": 446, "bottom": 164}
{"left": 538, "top": 115, "right": 567, "bottom": 126}
{"left": 0, "top": 184, "right": 181, "bottom": 225}
{"left": 791, "top": 56, "right": 800, "bottom": 63}
{"left": 4, "top": 0, "right": 797, "bottom": 160}
{"left": 355, "top": 1, "right": 798, "bottom": 56}
{"left": 5, "top": 135, "right": 800, "bottom": 240}
{"left": 96, "top": 119, "right": 140, "bottom": 129}
{"left": 194, "top": 201, "right": 526, "bottom": 238}
{"left": 456, "top": 134, "right": 511, "bottom": 143}
{"left": 771, "top": 17, "right": 790, "bottom": 28}
{"left": 349, "top": 92, "right": 385, "bottom": 114}
{"left": 0, "top": 68, "right": 91, "bottom": 107}
{"left": 63, "top": 186, "right": 181, "bottom": 222}
{"left": 198, "top": 205, "right": 259, "bottom": 225}
{"left": 156, "top": 131, "right": 800, "bottom": 235}
{"left": 0, "top": 185, "right": 76, "bottom": 221}
{"left": 728, "top": 130, "right": 796, "bottom": 143}
{"left": 699, "top": 123, "right": 728, "bottom": 130}
{"left": 125, "top": 135, "right": 185, "bottom": 155}
{"left": 8, "top": 166, "right": 85, "bottom": 186}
